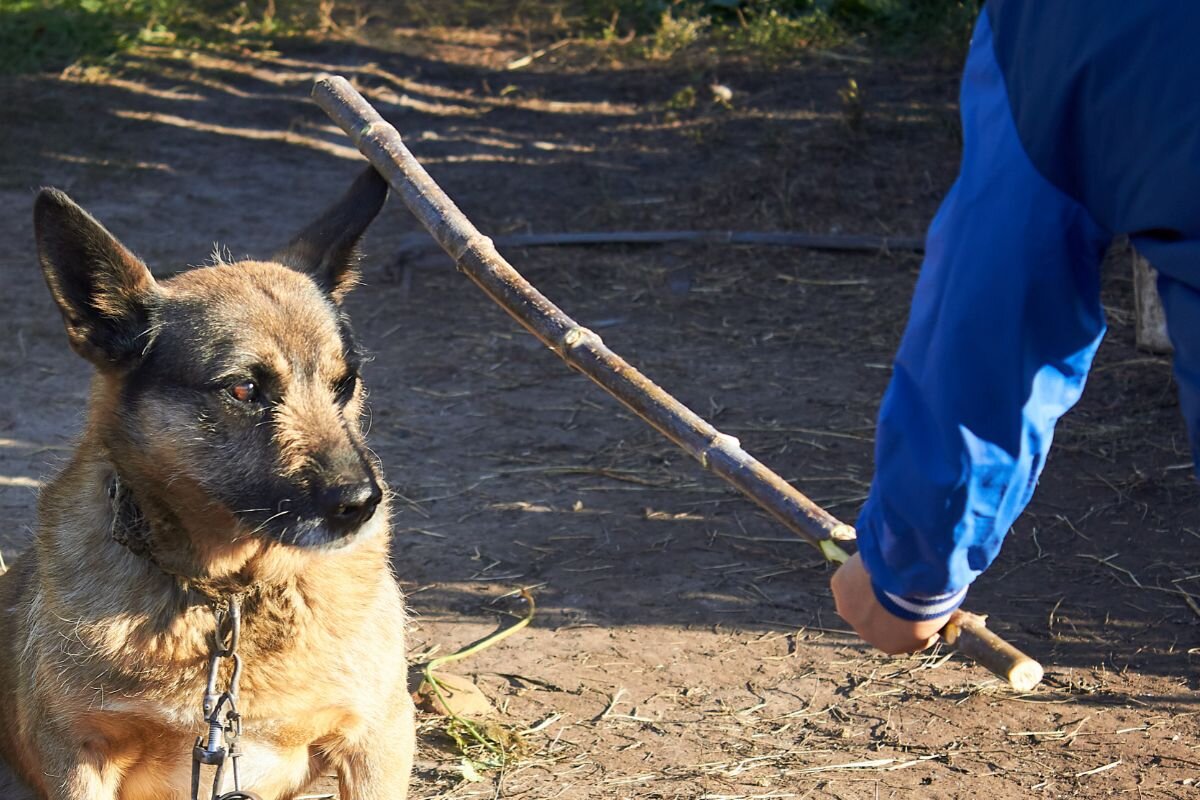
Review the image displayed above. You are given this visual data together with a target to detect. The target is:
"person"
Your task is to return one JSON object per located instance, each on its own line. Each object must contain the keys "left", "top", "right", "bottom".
{"left": 830, "top": 1, "right": 1200, "bottom": 654}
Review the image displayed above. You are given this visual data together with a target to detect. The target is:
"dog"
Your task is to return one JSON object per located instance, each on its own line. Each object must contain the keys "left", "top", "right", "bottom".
{"left": 0, "top": 167, "right": 414, "bottom": 799}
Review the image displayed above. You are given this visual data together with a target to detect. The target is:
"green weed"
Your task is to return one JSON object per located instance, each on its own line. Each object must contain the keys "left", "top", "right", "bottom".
{"left": 827, "top": 0, "right": 981, "bottom": 54}
{"left": 576, "top": 0, "right": 980, "bottom": 59}
{"left": 665, "top": 84, "right": 697, "bottom": 110}
{"left": 0, "top": 0, "right": 137, "bottom": 73}
{"left": 645, "top": 7, "right": 708, "bottom": 59}
{"left": 838, "top": 75, "right": 863, "bottom": 130}
{"left": 718, "top": 7, "right": 846, "bottom": 58}
{"left": 0, "top": 1, "right": 984, "bottom": 75}
{"left": 0, "top": 0, "right": 342, "bottom": 74}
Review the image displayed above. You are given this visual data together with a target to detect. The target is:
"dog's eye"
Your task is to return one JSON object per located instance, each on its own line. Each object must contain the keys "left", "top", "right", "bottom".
{"left": 333, "top": 373, "right": 358, "bottom": 403}
{"left": 228, "top": 380, "right": 260, "bottom": 404}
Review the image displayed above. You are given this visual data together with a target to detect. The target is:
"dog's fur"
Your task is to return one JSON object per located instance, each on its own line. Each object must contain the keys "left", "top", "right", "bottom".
{"left": 0, "top": 168, "right": 414, "bottom": 799}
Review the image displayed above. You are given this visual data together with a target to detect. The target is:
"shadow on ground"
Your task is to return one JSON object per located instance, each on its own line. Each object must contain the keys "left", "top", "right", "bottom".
{"left": 0, "top": 30, "right": 1196, "bottom": 798}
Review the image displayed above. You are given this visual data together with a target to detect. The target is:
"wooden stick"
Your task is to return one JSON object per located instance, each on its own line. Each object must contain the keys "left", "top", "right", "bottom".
{"left": 942, "top": 612, "right": 1043, "bottom": 692}
{"left": 313, "top": 74, "right": 1043, "bottom": 692}
{"left": 393, "top": 229, "right": 925, "bottom": 264}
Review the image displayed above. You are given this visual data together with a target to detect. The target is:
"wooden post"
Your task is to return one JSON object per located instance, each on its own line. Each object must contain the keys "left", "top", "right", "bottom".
{"left": 1133, "top": 250, "right": 1172, "bottom": 353}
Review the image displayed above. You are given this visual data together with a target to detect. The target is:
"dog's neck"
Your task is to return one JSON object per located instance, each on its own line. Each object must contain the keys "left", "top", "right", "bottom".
{"left": 105, "top": 471, "right": 263, "bottom": 608}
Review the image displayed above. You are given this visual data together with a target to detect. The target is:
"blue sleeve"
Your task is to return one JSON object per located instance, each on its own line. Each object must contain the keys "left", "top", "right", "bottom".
{"left": 854, "top": 11, "right": 1112, "bottom": 621}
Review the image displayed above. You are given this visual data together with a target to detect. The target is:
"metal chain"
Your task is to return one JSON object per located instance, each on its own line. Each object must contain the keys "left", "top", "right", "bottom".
{"left": 107, "top": 473, "right": 263, "bottom": 799}
{"left": 190, "top": 596, "right": 263, "bottom": 800}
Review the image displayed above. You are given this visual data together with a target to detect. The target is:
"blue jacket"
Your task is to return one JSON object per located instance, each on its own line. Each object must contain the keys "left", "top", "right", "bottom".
{"left": 856, "top": 2, "right": 1200, "bottom": 620}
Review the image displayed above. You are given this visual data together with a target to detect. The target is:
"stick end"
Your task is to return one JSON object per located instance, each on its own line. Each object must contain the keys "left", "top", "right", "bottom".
{"left": 1007, "top": 658, "right": 1044, "bottom": 693}
{"left": 311, "top": 73, "right": 347, "bottom": 97}
{"left": 947, "top": 610, "right": 1045, "bottom": 692}
{"left": 829, "top": 523, "right": 857, "bottom": 542}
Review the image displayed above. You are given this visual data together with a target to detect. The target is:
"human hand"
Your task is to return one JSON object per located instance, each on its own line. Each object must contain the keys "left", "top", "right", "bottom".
{"left": 830, "top": 552, "right": 951, "bottom": 655}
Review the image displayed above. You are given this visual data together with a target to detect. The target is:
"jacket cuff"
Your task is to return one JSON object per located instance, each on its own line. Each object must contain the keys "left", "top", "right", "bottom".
{"left": 871, "top": 582, "right": 967, "bottom": 622}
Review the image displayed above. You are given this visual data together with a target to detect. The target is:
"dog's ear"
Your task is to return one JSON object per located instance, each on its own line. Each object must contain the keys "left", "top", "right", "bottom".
{"left": 275, "top": 166, "right": 389, "bottom": 304}
{"left": 34, "top": 189, "right": 158, "bottom": 369}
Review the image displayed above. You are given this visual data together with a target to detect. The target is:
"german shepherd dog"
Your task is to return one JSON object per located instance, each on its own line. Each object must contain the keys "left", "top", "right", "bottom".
{"left": 0, "top": 168, "right": 414, "bottom": 799}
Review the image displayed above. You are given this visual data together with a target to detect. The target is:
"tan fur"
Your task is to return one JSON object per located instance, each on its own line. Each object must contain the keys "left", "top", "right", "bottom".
{"left": 0, "top": 250, "right": 414, "bottom": 798}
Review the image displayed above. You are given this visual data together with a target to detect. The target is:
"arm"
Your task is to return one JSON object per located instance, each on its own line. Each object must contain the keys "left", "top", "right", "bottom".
{"left": 836, "top": 10, "right": 1111, "bottom": 651}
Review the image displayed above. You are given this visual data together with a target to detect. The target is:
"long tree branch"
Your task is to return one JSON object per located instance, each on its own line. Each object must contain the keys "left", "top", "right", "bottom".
{"left": 312, "top": 74, "right": 1043, "bottom": 693}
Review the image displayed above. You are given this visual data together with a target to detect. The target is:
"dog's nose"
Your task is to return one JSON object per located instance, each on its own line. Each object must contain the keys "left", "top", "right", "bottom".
{"left": 317, "top": 479, "right": 382, "bottom": 535}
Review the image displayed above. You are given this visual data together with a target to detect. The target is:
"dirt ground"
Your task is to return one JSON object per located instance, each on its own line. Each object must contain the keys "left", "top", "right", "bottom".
{"left": 0, "top": 21, "right": 1198, "bottom": 800}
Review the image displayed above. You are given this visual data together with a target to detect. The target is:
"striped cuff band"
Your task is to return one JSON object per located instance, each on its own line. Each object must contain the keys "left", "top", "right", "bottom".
{"left": 872, "top": 583, "right": 968, "bottom": 622}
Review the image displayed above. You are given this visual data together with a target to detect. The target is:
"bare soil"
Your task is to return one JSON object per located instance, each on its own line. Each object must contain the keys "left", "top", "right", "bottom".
{"left": 0, "top": 24, "right": 1197, "bottom": 800}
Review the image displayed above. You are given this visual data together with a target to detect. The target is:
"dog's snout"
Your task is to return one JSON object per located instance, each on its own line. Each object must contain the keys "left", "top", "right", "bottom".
{"left": 318, "top": 478, "right": 382, "bottom": 535}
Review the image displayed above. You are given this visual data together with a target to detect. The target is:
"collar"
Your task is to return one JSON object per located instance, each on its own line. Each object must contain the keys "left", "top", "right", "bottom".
{"left": 106, "top": 473, "right": 261, "bottom": 611}
{"left": 107, "top": 472, "right": 158, "bottom": 564}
